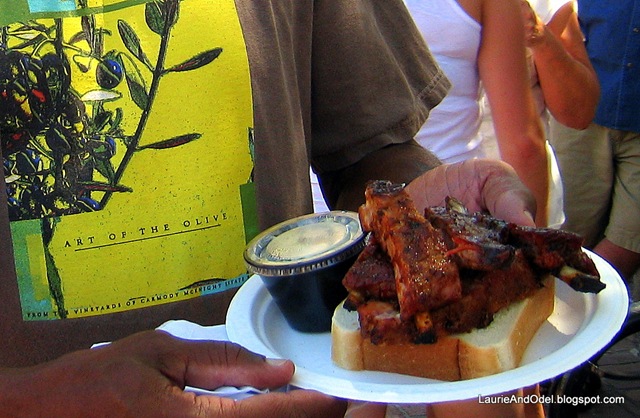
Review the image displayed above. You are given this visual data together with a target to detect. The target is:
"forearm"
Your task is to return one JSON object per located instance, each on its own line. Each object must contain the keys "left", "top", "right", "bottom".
{"left": 499, "top": 140, "right": 549, "bottom": 227}
{"left": 318, "top": 141, "right": 441, "bottom": 211}
{"left": 532, "top": 37, "right": 598, "bottom": 128}
{"left": 483, "top": 61, "right": 549, "bottom": 225}
{"left": 0, "top": 363, "right": 99, "bottom": 417}
{"left": 0, "top": 367, "right": 43, "bottom": 417}
{"left": 530, "top": 16, "right": 599, "bottom": 128}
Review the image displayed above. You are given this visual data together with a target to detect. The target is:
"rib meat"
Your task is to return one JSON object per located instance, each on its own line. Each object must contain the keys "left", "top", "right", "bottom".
{"left": 430, "top": 249, "right": 540, "bottom": 335}
{"left": 426, "top": 197, "right": 514, "bottom": 271}
{"left": 343, "top": 247, "right": 541, "bottom": 342}
{"left": 358, "top": 180, "right": 462, "bottom": 317}
{"left": 343, "top": 181, "right": 606, "bottom": 346}
{"left": 356, "top": 300, "right": 413, "bottom": 345}
{"left": 507, "top": 225, "right": 605, "bottom": 293}
{"left": 427, "top": 196, "right": 604, "bottom": 293}
{"left": 342, "top": 238, "right": 397, "bottom": 309}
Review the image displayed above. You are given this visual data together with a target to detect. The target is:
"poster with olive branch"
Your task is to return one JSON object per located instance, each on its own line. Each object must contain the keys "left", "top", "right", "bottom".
{"left": 1, "top": 0, "right": 256, "bottom": 320}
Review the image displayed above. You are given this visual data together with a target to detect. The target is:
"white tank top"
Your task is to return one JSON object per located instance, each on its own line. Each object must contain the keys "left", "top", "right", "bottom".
{"left": 405, "top": 0, "right": 483, "bottom": 163}
{"left": 529, "top": 0, "right": 568, "bottom": 24}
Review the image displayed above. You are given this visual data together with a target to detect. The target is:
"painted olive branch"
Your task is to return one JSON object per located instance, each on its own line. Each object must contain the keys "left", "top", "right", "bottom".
{"left": 99, "top": 0, "right": 222, "bottom": 208}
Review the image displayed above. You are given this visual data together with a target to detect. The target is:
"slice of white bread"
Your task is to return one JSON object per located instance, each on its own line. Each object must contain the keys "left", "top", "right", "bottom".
{"left": 331, "top": 276, "right": 555, "bottom": 381}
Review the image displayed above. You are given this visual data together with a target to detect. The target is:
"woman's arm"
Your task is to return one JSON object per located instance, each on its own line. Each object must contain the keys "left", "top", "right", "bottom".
{"left": 478, "top": 0, "right": 549, "bottom": 226}
{"left": 522, "top": 1, "right": 599, "bottom": 129}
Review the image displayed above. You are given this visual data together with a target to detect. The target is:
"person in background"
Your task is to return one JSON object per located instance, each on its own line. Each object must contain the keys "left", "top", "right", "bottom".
{"left": 0, "top": 0, "right": 539, "bottom": 416}
{"left": 405, "top": 0, "right": 549, "bottom": 227}
{"left": 483, "top": 0, "right": 599, "bottom": 228}
{"left": 520, "top": 0, "right": 599, "bottom": 131}
{"left": 549, "top": 0, "right": 640, "bottom": 283}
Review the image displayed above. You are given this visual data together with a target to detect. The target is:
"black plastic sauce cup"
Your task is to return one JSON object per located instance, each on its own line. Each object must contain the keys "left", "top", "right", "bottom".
{"left": 244, "top": 211, "right": 365, "bottom": 333}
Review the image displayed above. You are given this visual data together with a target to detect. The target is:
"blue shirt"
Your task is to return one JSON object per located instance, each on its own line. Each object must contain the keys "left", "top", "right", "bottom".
{"left": 578, "top": 0, "right": 640, "bottom": 132}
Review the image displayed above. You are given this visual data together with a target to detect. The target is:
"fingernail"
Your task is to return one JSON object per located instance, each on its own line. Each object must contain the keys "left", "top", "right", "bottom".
{"left": 266, "top": 358, "right": 289, "bottom": 367}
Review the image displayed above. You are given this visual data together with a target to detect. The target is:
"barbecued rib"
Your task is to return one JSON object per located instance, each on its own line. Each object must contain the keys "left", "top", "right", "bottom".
{"left": 359, "top": 180, "right": 462, "bottom": 317}
{"left": 356, "top": 300, "right": 413, "bottom": 345}
{"left": 342, "top": 238, "right": 397, "bottom": 308}
{"left": 343, "top": 247, "right": 542, "bottom": 342}
{"left": 426, "top": 198, "right": 515, "bottom": 271}
{"left": 430, "top": 249, "right": 541, "bottom": 335}
{"left": 428, "top": 197, "right": 604, "bottom": 293}
{"left": 345, "top": 187, "right": 606, "bottom": 346}
{"left": 343, "top": 241, "right": 439, "bottom": 344}
{"left": 507, "top": 225, "right": 604, "bottom": 293}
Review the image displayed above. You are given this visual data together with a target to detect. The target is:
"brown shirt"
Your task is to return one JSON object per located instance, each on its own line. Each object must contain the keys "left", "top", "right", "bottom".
{"left": 0, "top": 0, "right": 449, "bottom": 365}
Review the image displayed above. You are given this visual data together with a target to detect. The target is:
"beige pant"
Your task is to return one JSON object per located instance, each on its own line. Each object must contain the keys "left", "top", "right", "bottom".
{"left": 549, "top": 120, "right": 640, "bottom": 253}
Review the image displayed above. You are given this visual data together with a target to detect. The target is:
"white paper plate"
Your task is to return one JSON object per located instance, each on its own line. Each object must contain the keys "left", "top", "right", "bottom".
{"left": 226, "top": 251, "right": 628, "bottom": 403}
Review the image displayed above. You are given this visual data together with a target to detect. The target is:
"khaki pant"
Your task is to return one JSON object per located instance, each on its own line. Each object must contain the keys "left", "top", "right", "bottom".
{"left": 549, "top": 121, "right": 640, "bottom": 253}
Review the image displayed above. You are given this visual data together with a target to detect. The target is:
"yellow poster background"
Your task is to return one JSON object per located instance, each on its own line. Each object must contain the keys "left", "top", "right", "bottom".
{"left": 7, "top": 0, "right": 254, "bottom": 319}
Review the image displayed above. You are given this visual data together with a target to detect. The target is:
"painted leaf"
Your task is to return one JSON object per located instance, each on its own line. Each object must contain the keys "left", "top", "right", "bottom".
{"left": 138, "top": 133, "right": 201, "bottom": 150}
{"left": 112, "top": 108, "right": 124, "bottom": 131}
{"left": 78, "top": 181, "right": 132, "bottom": 193}
{"left": 68, "top": 30, "right": 87, "bottom": 45}
{"left": 145, "top": 2, "right": 165, "bottom": 35}
{"left": 117, "top": 20, "right": 153, "bottom": 70}
{"left": 165, "top": 48, "right": 223, "bottom": 73}
{"left": 93, "top": 110, "right": 112, "bottom": 132}
{"left": 93, "top": 159, "right": 116, "bottom": 184}
{"left": 124, "top": 72, "right": 149, "bottom": 110}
